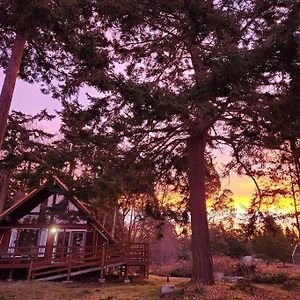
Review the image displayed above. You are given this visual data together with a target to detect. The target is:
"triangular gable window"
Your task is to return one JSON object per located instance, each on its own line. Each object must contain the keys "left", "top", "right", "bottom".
{"left": 18, "top": 193, "right": 88, "bottom": 225}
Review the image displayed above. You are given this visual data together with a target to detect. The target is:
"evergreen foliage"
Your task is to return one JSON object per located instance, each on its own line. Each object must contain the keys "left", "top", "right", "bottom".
{"left": 0, "top": 110, "right": 54, "bottom": 210}
{"left": 252, "top": 216, "right": 293, "bottom": 264}
{"left": 0, "top": 0, "right": 112, "bottom": 96}
{"left": 1, "top": 0, "right": 300, "bottom": 286}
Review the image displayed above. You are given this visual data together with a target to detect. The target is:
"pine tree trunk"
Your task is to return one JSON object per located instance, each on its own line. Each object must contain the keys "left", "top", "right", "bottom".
{"left": 0, "top": 33, "right": 26, "bottom": 146}
{"left": 0, "top": 171, "right": 10, "bottom": 213}
{"left": 187, "top": 134, "right": 214, "bottom": 285}
{"left": 111, "top": 207, "right": 117, "bottom": 238}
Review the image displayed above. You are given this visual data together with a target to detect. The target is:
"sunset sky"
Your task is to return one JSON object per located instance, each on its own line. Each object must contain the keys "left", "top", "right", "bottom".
{"left": 1, "top": 70, "right": 294, "bottom": 215}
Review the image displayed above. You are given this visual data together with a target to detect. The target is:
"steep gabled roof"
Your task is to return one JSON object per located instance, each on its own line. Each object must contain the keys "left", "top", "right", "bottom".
{"left": 0, "top": 176, "right": 116, "bottom": 244}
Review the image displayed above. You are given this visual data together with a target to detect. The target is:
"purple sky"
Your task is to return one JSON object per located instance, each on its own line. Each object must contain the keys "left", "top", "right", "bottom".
{"left": 0, "top": 71, "right": 61, "bottom": 114}
{"left": 0, "top": 70, "right": 61, "bottom": 134}
{"left": 0, "top": 70, "right": 99, "bottom": 134}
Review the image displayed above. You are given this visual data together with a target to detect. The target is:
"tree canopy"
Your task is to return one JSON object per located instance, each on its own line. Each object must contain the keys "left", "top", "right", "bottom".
{"left": 1, "top": 0, "right": 300, "bottom": 286}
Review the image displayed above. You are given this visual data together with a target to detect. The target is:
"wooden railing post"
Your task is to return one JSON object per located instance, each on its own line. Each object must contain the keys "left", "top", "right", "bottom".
{"left": 66, "top": 252, "right": 72, "bottom": 282}
{"left": 146, "top": 243, "right": 149, "bottom": 278}
{"left": 99, "top": 245, "right": 106, "bottom": 283}
{"left": 27, "top": 260, "right": 34, "bottom": 281}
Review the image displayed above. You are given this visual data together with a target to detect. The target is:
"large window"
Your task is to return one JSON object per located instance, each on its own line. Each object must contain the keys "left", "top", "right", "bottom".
{"left": 17, "top": 229, "right": 39, "bottom": 254}
{"left": 8, "top": 228, "right": 48, "bottom": 256}
{"left": 18, "top": 194, "right": 87, "bottom": 225}
{"left": 53, "top": 230, "right": 86, "bottom": 258}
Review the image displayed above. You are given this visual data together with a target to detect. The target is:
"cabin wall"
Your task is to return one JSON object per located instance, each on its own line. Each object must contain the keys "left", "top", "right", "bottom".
{"left": 86, "top": 229, "right": 95, "bottom": 247}
{"left": 0, "top": 228, "right": 11, "bottom": 248}
{"left": 95, "top": 231, "right": 108, "bottom": 246}
{"left": 0, "top": 226, "right": 112, "bottom": 253}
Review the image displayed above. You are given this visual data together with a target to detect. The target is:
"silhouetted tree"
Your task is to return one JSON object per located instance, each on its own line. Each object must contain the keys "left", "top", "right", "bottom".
{"left": 0, "top": 0, "right": 112, "bottom": 145}
{"left": 94, "top": 0, "right": 292, "bottom": 284}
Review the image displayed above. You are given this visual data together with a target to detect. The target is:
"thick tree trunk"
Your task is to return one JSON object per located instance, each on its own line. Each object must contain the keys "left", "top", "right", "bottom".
{"left": 0, "top": 33, "right": 26, "bottom": 147}
{"left": 187, "top": 134, "right": 214, "bottom": 285}
{"left": 0, "top": 171, "right": 10, "bottom": 214}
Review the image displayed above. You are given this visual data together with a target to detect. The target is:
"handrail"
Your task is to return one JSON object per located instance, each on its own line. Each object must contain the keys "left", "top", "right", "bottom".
{"left": 1, "top": 242, "right": 150, "bottom": 281}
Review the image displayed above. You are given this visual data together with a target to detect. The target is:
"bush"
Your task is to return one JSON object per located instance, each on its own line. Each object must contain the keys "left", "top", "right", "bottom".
{"left": 151, "top": 261, "right": 192, "bottom": 277}
{"left": 152, "top": 256, "right": 249, "bottom": 278}
{"left": 251, "top": 272, "right": 289, "bottom": 284}
{"left": 233, "top": 263, "right": 257, "bottom": 277}
{"left": 282, "top": 279, "right": 298, "bottom": 290}
{"left": 169, "top": 267, "right": 183, "bottom": 277}
{"left": 213, "top": 256, "right": 239, "bottom": 275}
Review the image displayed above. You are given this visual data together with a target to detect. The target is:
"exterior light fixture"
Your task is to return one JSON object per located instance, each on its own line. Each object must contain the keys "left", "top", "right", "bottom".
{"left": 50, "top": 226, "right": 58, "bottom": 234}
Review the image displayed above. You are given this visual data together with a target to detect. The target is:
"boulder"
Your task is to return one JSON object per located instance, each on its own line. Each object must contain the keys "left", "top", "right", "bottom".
{"left": 160, "top": 284, "right": 176, "bottom": 295}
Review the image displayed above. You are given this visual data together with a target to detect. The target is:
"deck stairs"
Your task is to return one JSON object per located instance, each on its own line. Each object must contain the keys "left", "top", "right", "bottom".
{"left": 28, "top": 246, "right": 125, "bottom": 281}
{"left": 33, "top": 262, "right": 124, "bottom": 281}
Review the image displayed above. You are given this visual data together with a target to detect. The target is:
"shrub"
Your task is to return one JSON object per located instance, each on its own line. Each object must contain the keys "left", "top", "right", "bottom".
{"left": 251, "top": 272, "right": 289, "bottom": 284}
{"left": 282, "top": 279, "right": 298, "bottom": 290}
{"left": 233, "top": 263, "right": 257, "bottom": 277}
{"left": 213, "top": 256, "right": 239, "bottom": 275}
{"left": 152, "top": 256, "right": 259, "bottom": 278}
{"left": 169, "top": 268, "right": 183, "bottom": 277}
{"left": 151, "top": 261, "right": 191, "bottom": 277}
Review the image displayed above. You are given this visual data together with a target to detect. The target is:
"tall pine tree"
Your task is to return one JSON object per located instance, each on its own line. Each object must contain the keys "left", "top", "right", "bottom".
{"left": 92, "top": 0, "right": 290, "bottom": 284}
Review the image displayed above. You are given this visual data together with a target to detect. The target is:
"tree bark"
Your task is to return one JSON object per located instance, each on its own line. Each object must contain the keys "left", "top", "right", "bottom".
{"left": 0, "top": 33, "right": 26, "bottom": 147}
{"left": 111, "top": 206, "right": 117, "bottom": 238}
{"left": 0, "top": 171, "right": 10, "bottom": 214}
{"left": 187, "top": 133, "right": 214, "bottom": 285}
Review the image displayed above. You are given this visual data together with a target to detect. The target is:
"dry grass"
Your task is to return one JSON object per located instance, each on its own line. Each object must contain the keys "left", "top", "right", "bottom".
{"left": 0, "top": 276, "right": 188, "bottom": 300}
{"left": 0, "top": 275, "right": 299, "bottom": 300}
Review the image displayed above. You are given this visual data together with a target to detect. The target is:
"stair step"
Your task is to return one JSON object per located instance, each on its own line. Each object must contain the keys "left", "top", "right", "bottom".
{"left": 35, "top": 262, "right": 125, "bottom": 281}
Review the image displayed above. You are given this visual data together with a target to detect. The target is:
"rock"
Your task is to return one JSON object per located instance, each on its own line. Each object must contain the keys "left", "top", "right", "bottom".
{"left": 226, "top": 276, "right": 242, "bottom": 283}
{"left": 160, "top": 284, "right": 176, "bottom": 296}
{"left": 214, "top": 272, "right": 224, "bottom": 281}
{"left": 124, "top": 279, "right": 131, "bottom": 284}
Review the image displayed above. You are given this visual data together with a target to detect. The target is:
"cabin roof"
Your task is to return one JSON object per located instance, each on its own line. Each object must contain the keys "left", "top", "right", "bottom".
{"left": 0, "top": 176, "right": 116, "bottom": 244}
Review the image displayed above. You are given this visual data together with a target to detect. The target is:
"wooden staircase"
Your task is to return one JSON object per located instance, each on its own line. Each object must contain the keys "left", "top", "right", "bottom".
{"left": 28, "top": 246, "right": 118, "bottom": 281}
{"left": 32, "top": 262, "right": 124, "bottom": 281}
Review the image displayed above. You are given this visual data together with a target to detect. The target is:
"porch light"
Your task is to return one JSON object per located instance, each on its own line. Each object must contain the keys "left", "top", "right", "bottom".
{"left": 50, "top": 226, "right": 58, "bottom": 234}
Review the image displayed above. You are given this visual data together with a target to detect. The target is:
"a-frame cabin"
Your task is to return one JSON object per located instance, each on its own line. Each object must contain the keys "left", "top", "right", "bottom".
{"left": 0, "top": 177, "right": 149, "bottom": 281}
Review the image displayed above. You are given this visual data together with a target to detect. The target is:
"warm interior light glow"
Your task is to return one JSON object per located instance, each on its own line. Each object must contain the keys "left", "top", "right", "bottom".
{"left": 50, "top": 226, "right": 58, "bottom": 234}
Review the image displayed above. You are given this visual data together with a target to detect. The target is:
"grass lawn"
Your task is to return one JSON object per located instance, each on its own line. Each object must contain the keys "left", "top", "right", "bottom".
{"left": 0, "top": 275, "right": 299, "bottom": 300}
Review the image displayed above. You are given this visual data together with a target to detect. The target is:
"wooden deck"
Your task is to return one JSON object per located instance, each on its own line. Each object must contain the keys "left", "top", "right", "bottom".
{"left": 0, "top": 243, "right": 149, "bottom": 281}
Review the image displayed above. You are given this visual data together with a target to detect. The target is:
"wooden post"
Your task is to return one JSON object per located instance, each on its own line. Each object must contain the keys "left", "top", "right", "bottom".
{"left": 124, "top": 265, "right": 130, "bottom": 284}
{"left": 27, "top": 260, "right": 34, "bottom": 281}
{"left": 66, "top": 253, "right": 72, "bottom": 282}
{"left": 146, "top": 243, "right": 149, "bottom": 279}
{"left": 61, "top": 229, "right": 66, "bottom": 262}
{"left": 7, "top": 269, "right": 13, "bottom": 281}
{"left": 99, "top": 245, "right": 106, "bottom": 283}
{"left": 144, "top": 266, "right": 147, "bottom": 278}
{"left": 119, "top": 265, "right": 123, "bottom": 279}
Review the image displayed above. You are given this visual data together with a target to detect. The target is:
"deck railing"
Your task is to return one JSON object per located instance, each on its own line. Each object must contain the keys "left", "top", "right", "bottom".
{"left": 0, "top": 243, "right": 149, "bottom": 268}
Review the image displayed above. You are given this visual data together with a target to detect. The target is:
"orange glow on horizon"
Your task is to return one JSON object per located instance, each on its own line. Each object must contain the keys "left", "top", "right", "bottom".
{"left": 158, "top": 173, "right": 296, "bottom": 220}
{"left": 227, "top": 174, "right": 295, "bottom": 214}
